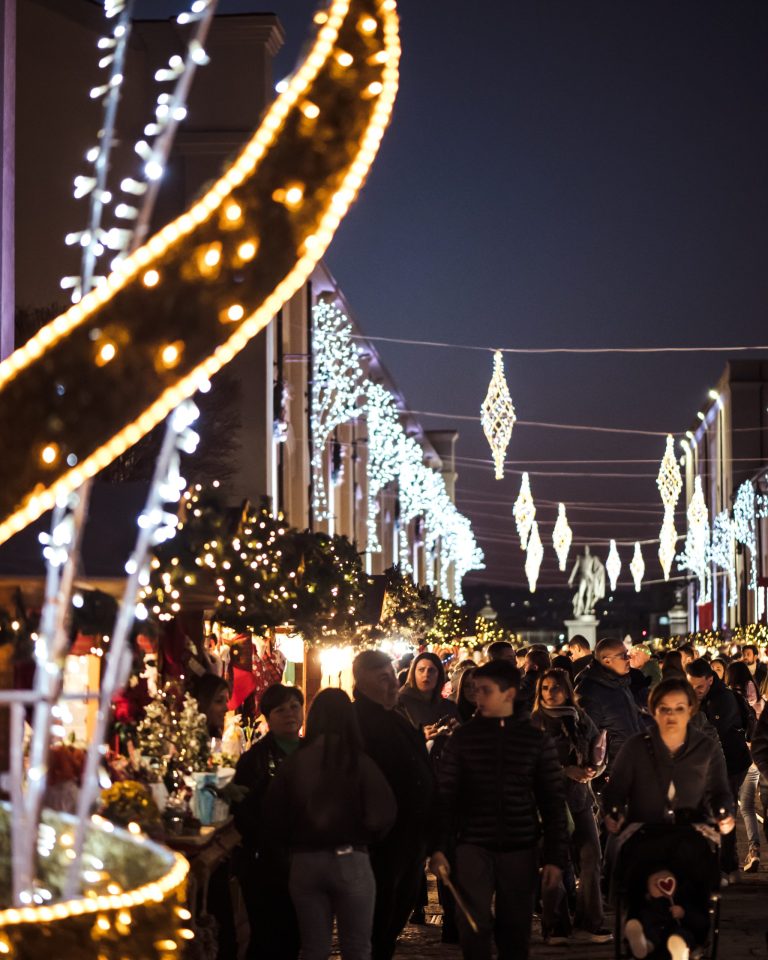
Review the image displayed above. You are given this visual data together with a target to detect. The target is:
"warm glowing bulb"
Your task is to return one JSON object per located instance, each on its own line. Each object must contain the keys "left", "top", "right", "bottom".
{"left": 284, "top": 185, "right": 304, "bottom": 207}
{"left": 336, "top": 51, "right": 354, "bottom": 67}
{"left": 98, "top": 342, "right": 117, "bottom": 365}
{"left": 224, "top": 202, "right": 241, "bottom": 221}
{"left": 359, "top": 16, "right": 377, "bottom": 34}
{"left": 142, "top": 269, "right": 160, "bottom": 287}
{"left": 160, "top": 344, "right": 181, "bottom": 368}
{"left": 237, "top": 240, "right": 257, "bottom": 262}
{"left": 41, "top": 444, "right": 58, "bottom": 465}
{"left": 302, "top": 102, "right": 320, "bottom": 119}
{"left": 225, "top": 304, "right": 244, "bottom": 323}
{"left": 203, "top": 247, "right": 221, "bottom": 268}
{"left": 364, "top": 81, "right": 383, "bottom": 98}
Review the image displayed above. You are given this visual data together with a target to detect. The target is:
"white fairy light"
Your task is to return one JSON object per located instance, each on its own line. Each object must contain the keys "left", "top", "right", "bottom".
{"left": 606, "top": 540, "right": 621, "bottom": 591}
{"left": 513, "top": 472, "right": 536, "bottom": 550}
{"left": 657, "top": 434, "right": 683, "bottom": 512}
{"left": 658, "top": 511, "right": 678, "bottom": 581}
{"left": 524, "top": 521, "right": 543, "bottom": 593}
{"left": 552, "top": 503, "right": 572, "bottom": 572}
{"left": 680, "top": 476, "right": 710, "bottom": 601}
{"left": 734, "top": 480, "right": 757, "bottom": 591}
{"left": 711, "top": 510, "right": 737, "bottom": 606}
{"left": 481, "top": 350, "right": 516, "bottom": 479}
{"left": 364, "top": 383, "right": 402, "bottom": 553}
{"left": 630, "top": 541, "right": 644, "bottom": 592}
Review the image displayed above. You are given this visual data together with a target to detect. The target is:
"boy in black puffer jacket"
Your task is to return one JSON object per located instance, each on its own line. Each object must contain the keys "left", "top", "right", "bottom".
{"left": 429, "top": 660, "right": 569, "bottom": 960}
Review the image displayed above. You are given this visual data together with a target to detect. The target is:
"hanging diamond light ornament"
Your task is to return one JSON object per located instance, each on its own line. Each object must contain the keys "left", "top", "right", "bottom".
{"left": 481, "top": 350, "right": 516, "bottom": 480}
{"left": 630, "top": 541, "right": 645, "bottom": 592}
{"left": 513, "top": 471, "right": 536, "bottom": 549}
{"left": 606, "top": 539, "right": 621, "bottom": 591}
{"left": 656, "top": 434, "right": 683, "bottom": 512}
{"left": 552, "top": 503, "right": 572, "bottom": 572}
{"left": 525, "top": 520, "right": 544, "bottom": 593}
{"left": 658, "top": 511, "right": 678, "bottom": 581}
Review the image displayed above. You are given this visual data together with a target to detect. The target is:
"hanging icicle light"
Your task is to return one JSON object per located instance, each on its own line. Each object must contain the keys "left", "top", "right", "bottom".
{"left": 552, "top": 503, "right": 572, "bottom": 572}
{"left": 682, "top": 476, "right": 710, "bottom": 601}
{"left": 606, "top": 539, "right": 621, "bottom": 591}
{"left": 630, "top": 541, "right": 644, "bottom": 593}
{"left": 658, "top": 511, "right": 678, "bottom": 581}
{"left": 513, "top": 471, "right": 535, "bottom": 550}
{"left": 525, "top": 520, "right": 543, "bottom": 593}
{"left": 481, "top": 350, "right": 516, "bottom": 480}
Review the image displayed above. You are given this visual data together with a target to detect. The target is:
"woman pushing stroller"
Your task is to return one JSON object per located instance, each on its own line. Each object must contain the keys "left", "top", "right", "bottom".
{"left": 602, "top": 677, "right": 735, "bottom": 960}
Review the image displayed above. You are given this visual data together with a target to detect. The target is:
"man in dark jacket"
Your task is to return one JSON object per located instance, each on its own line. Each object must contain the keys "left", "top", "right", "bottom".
{"left": 568, "top": 635, "right": 593, "bottom": 677}
{"left": 686, "top": 658, "right": 751, "bottom": 874}
{"left": 352, "top": 649, "right": 435, "bottom": 960}
{"left": 742, "top": 643, "right": 768, "bottom": 690}
{"left": 575, "top": 638, "right": 645, "bottom": 774}
{"left": 429, "top": 660, "right": 568, "bottom": 960}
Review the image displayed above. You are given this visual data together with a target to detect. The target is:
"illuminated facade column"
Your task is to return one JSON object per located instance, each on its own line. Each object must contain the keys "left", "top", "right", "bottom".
{"left": 0, "top": 0, "right": 14, "bottom": 360}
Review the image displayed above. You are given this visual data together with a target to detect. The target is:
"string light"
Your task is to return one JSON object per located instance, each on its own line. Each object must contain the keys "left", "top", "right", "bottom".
{"left": 364, "top": 383, "right": 401, "bottom": 553}
{"left": 658, "top": 510, "right": 678, "bottom": 581}
{"left": 656, "top": 434, "right": 682, "bottom": 512}
{"left": 524, "top": 521, "right": 543, "bottom": 593}
{"left": 734, "top": 480, "right": 757, "bottom": 591}
{"left": 606, "top": 539, "right": 621, "bottom": 591}
{"left": 513, "top": 472, "right": 535, "bottom": 549}
{"left": 551, "top": 503, "right": 572, "bottom": 572}
{"left": 711, "top": 510, "right": 736, "bottom": 606}
{"left": 680, "top": 476, "right": 710, "bottom": 601}
{"left": 630, "top": 541, "right": 644, "bottom": 592}
{"left": 480, "top": 350, "right": 516, "bottom": 479}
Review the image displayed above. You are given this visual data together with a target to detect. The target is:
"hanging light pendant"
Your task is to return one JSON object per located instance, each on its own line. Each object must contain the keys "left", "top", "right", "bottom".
{"left": 606, "top": 539, "right": 621, "bottom": 591}
{"left": 481, "top": 350, "right": 516, "bottom": 480}
{"left": 658, "top": 511, "right": 678, "bottom": 581}
{"left": 656, "top": 434, "right": 683, "bottom": 513}
{"left": 552, "top": 503, "right": 572, "bottom": 572}
{"left": 513, "top": 471, "right": 536, "bottom": 549}
{"left": 525, "top": 520, "right": 543, "bottom": 593}
{"left": 630, "top": 541, "right": 645, "bottom": 592}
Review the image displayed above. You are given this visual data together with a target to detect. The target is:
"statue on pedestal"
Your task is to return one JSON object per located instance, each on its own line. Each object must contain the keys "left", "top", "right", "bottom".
{"left": 568, "top": 545, "right": 606, "bottom": 618}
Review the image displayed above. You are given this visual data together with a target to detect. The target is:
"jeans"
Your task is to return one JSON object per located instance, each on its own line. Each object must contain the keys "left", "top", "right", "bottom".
{"left": 723, "top": 770, "right": 749, "bottom": 873}
{"left": 454, "top": 843, "right": 539, "bottom": 960}
{"left": 739, "top": 764, "right": 761, "bottom": 849}
{"left": 541, "top": 805, "right": 603, "bottom": 936}
{"left": 289, "top": 850, "right": 376, "bottom": 960}
{"left": 369, "top": 836, "right": 426, "bottom": 960}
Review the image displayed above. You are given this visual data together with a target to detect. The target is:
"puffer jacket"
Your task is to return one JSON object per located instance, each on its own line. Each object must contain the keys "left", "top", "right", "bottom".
{"left": 433, "top": 715, "right": 569, "bottom": 868}
{"left": 575, "top": 660, "right": 644, "bottom": 770}
{"left": 602, "top": 726, "right": 734, "bottom": 825}
{"left": 699, "top": 675, "right": 751, "bottom": 775}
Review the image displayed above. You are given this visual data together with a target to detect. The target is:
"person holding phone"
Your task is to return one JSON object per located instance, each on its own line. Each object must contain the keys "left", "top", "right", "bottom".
{"left": 397, "top": 652, "right": 461, "bottom": 743}
{"left": 531, "top": 669, "right": 611, "bottom": 945}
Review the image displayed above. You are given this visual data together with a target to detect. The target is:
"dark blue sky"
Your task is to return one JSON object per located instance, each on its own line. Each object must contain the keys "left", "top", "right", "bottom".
{"left": 135, "top": 1, "right": 768, "bottom": 590}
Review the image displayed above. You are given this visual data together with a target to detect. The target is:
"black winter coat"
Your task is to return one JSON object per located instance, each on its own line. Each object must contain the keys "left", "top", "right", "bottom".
{"left": 353, "top": 691, "right": 434, "bottom": 842}
{"left": 575, "top": 660, "right": 644, "bottom": 770}
{"left": 601, "top": 726, "right": 733, "bottom": 824}
{"left": 531, "top": 707, "right": 603, "bottom": 813}
{"left": 232, "top": 733, "right": 293, "bottom": 865}
{"left": 699, "top": 676, "right": 751, "bottom": 776}
{"left": 751, "top": 706, "right": 768, "bottom": 779}
{"left": 433, "top": 715, "right": 569, "bottom": 868}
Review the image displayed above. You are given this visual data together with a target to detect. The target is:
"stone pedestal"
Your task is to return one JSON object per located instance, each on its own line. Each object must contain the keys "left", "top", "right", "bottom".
{"left": 565, "top": 617, "right": 599, "bottom": 649}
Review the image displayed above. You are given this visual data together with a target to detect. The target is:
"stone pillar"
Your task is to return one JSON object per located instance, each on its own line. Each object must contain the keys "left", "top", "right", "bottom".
{"left": 564, "top": 617, "right": 599, "bottom": 649}
{"left": 0, "top": 0, "right": 15, "bottom": 359}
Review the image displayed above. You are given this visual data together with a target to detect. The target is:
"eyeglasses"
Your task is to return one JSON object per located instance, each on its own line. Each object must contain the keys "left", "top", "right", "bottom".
{"left": 603, "top": 651, "right": 630, "bottom": 662}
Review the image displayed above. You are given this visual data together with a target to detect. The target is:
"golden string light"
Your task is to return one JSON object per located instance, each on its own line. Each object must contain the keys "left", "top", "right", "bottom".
{"left": 0, "top": 0, "right": 401, "bottom": 547}
{"left": 481, "top": 350, "right": 516, "bottom": 479}
{"left": 551, "top": 502, "right": 572, "bottom": 572}
{"left": 513, "top": 471, "right": 535, "bottom": 549}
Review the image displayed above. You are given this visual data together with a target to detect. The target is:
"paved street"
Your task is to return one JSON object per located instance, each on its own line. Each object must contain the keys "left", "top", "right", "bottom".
{"left": 387, "top": 832, "right": 768, "bottom": 959}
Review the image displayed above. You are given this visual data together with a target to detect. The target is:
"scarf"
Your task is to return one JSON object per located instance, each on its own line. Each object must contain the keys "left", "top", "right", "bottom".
{"left": 538, "top": 705, "right": 580, "bottom": 721}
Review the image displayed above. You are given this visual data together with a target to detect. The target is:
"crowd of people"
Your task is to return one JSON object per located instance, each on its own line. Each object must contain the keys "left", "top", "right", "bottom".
{"left": 224, "top": 635, "right": 768, "bottom": 960}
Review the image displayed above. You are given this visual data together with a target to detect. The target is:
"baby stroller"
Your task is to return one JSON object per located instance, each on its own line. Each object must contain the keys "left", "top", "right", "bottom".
{"left": 610, "top": 822, "right": 721, "bottom": 959}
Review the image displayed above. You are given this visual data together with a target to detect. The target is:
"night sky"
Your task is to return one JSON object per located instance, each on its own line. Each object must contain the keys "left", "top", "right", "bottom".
{"left": 134, "top": 1, "right": 768, "bottom": 592}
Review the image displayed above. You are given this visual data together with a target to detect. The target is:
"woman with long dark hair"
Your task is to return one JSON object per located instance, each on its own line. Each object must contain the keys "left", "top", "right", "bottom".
{"left": 264, "top": 688, "right": 396, "bottom": 960}
{"left": 726, "top": 661, "right": 763, "bottom": 872}
{"left": 455, "top": 666, "right": 478, "bottom": 723}
{"left": 531, "top": 668, "right": 609, "bottom": 945}
{"left": 397, "top": 651, "right": 460, "bottom": 741}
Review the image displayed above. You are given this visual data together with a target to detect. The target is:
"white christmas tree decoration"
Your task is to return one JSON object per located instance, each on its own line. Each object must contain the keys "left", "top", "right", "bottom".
{"left": 711, "top": 510, "right": 736, "bottom": 606}
{"left": 552, "top": 503, "right": 572, "bottom": 572}
{"left": 658, "top": 511, "right": 678, "bottom": 581}
{"left": 513, "top": 471, "right": 536, "bottom": 549}
{"left": 734, "top": 480, "right": 757, "bottom": 591}
{"left": 630, "top": 541, "right": 645, "bottom": 592}
{"left": 606, "top": 539, "right": 621, "bottom": 591}
{"left": 525, "top": 520, "right": 544, "bottom": 593}
{"left": 481, "top": 350, "right": 516, "bottom": 479}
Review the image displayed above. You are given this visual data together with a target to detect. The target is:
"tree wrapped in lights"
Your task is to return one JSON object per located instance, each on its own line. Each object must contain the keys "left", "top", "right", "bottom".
{"left": 552, "top": 503, "right": 572, "bottom": 572}
{"left": 513, "top": 472, "right": 536, "bottom": 549}
{"left": 680, "top": 476, "right": 710, "bottom": 601}
{"left": 525, "top": 521, "right": 543, "bottom": 593}
{"left": 364, "top": 382, "right": 402, "bottom": 553}
{"left": 711, "top": 510, "right": 737, "bottom": 606}
{"left": 135, "top": 686, "right": 210, "bottom": 783}
{"left": 734, "top": 480, "right": 757, "bottom": 591}
{"left": 630, "top": 542, "right": 645, "bottom": 592}
{"left": 379, "top": 566, "right": 435, "bottom": 644}
{"left": 311, "top": 300, "right": 365, "bottom": 520}
{"left": 426, "top": 598, "right": 470, "bottom": 646}
{"left": 606, "top": 540, "right": 621, "bottom": 591}
{"left": 656, "top": 434, "right": 682, "bottom": 581}
{"left": 481, "top": 351, "right": 516, "bottom": 480}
